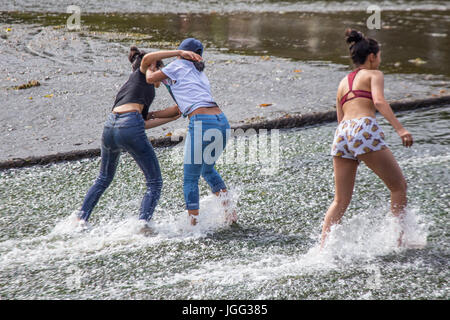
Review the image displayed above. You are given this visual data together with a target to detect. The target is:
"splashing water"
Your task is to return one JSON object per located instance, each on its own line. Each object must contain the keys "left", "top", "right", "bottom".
{"left": 0, "top": 106, "right": 448, "bottom": 299}
{"left": 313, "top": 206, "right": 429, "bottom": 263}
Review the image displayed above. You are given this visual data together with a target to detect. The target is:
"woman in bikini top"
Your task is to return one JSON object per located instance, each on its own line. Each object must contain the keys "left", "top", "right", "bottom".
{"left": 321, "top": 29, "right": 414, "bottom": 249}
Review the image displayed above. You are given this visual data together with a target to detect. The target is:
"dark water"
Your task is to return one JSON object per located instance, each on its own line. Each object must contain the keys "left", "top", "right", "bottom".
{"left": 2, "top": 9, "right": 449, "bottom": 76}
{"left": 2, "top": 0, "right": 450, "bottom": 13}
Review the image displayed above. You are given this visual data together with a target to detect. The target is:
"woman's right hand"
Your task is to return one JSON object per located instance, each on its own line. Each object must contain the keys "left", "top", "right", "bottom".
{"left": 397, "top": 128, "right": 414, "bottom": 147}
{"left": 180, "top": 50, "right": 202, "bottom": 62}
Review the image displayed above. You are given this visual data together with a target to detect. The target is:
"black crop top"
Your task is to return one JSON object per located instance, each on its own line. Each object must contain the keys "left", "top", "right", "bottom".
{"left": 112, "top": 68, "right": 155, "bottom": 120}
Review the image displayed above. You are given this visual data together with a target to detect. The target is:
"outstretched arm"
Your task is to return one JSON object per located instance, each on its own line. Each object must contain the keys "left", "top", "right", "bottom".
{"left": 148, "top": 105, "right": 181, "bottom": 119}
{"left": 144, "top": 113, "right": 181, "bottom": 129}
{"left": 371, "top": 71, "right": 413, "bottom": 147}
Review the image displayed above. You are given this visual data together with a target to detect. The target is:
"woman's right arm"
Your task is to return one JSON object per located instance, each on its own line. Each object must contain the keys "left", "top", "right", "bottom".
{"left": 144, "top": 114, "right": 181, "bottom": 129}
{"left": 371, "top": 71, "right": 413, "bottom": 147}
{"left": 336, "top": 92, "right": 343, "bottom": 124}
{"left": 148, "top": 105, "right": 181, "bottom": 119}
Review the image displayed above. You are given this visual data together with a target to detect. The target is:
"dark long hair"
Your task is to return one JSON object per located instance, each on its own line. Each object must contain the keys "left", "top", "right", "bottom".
{"left": 345, "top": 29, "right": 380, "bottom": 66}
{"left": 184, "top": 48, "right": 205, "bottom": 72}
{"left": 128, "top": 45, "right": 163, "bottom": 71}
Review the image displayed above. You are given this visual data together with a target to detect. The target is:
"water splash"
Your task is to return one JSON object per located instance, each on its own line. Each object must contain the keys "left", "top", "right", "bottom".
{"left": 155, "top": 206, "right": 429, "bottom": 287}
{"left": 309, "top": 206, "right": 429, "bottom": 262}
{"left": 0, "top": 189, "right": 240, "bottom": 274}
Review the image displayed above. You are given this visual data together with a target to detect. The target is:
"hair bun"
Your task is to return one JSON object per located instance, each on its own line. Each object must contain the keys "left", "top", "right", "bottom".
{"left": 128, "top": 45, "right": 141, "bottom": 63}
{"left": 345, "top": 29, "right": 364, "bottom": 44}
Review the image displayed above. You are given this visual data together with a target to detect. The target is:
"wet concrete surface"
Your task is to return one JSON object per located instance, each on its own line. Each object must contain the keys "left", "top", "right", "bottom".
{"left": 0, "top": 14, "right": 449, "bottom": 162}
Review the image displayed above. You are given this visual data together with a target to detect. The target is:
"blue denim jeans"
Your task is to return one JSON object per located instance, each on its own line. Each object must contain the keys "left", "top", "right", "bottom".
{"left": 183, "top": 113, "right": 230, "bottom": 210}
{"left": 79, "top": 111, "right": 162, "bottom": 222}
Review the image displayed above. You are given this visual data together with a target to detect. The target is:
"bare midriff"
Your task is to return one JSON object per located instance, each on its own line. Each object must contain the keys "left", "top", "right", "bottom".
{"left": 112, "top": 103, "right": 143, "bottom": 114}
{"left": 341, "top": 97, "right": 377, "bottom": 121}
{"left": 188, "top": 106, "right": 222, "bottom": 119}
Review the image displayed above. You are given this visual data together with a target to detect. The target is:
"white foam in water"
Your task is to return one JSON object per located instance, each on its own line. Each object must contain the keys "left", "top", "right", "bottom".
{"left": 155, "top": 206, "right": 429, "bottom": 288}
{"left": 0, "top": 189, "right": 240, "bottom": 271}
{"left": 154, "top": 189, "right": 240, "bottom": 238}
{"left": 315, "top": 206, "right": 428, "bottom": 262}
{"left": 0, "top": 191, "right": 428, "bottom": 295}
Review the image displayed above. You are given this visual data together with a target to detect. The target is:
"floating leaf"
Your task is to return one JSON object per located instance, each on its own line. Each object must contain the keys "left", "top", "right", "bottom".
{"left": 259, "top": 103, "right": 273, "bottom": 108}
{"left": 6, "top": 27, "right": 12, "bottom": 32}
{"left": 166, "top": 132, "right": 172, "bottom": 137}
{"left": 408, "top": 58, "right": 427, "bottom": 66}
{"left": 260, "top": 56, "right": 270, "bottom": 61}
{"left": 294, "top": 69, "right": 302, "bottom": 73}
{"left": 44, "top": 93, "right": 54, "bottom": 98}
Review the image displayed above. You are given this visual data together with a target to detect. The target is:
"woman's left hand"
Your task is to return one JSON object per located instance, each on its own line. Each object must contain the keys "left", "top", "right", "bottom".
{"left": 398, "top": 129, "right": 414, "bottom": 147}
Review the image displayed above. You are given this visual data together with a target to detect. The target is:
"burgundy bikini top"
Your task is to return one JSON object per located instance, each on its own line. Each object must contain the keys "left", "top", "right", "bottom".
{"left": 340, "top": 68, "right": 373, "bottom": 106}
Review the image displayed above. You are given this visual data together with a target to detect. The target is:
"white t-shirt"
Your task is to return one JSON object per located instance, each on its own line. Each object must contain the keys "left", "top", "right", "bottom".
{"left": 161, "top": 59, "right": 217, "bottom": 116}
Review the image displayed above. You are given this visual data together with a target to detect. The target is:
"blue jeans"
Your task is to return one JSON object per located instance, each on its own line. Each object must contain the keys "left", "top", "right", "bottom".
{"left": 79, "top": 112, "right": 162, "bottom": 222}
{"left": 183, "top": 113, "right": 230, "bottom": 210}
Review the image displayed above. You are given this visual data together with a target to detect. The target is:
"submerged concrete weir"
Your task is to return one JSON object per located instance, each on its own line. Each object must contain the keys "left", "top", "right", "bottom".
{"left": 1, "top": 95, "right": 449, "bottom": 170}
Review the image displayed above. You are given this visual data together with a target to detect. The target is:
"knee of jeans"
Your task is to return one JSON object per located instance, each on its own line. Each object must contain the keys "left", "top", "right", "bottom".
{"left": 146, "top": 178, "right": 163, "bottom": 191}
{"left": 95, "top": 175, "right": 113, "bottom": 189}
{"left": 184, "top": 172, "right": 201, "bottom": 184}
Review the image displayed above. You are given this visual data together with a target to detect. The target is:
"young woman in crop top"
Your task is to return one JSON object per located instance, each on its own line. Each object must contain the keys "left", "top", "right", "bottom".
{"left": 320, "top": 29, "right": 414, "bottom": 247}
{"left": 76, "top": 46, "right": 198, "bottom": 232}
{"left": 143, "top": 38, "right": 237, "bottom": 226}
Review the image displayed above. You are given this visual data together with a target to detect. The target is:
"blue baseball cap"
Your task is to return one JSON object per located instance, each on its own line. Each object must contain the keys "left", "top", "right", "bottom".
{"left": 178, "top": 38, "right": 204, "bottom": 56}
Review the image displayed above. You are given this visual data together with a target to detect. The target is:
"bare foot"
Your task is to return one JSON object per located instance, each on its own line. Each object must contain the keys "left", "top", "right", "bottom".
{"left": 397, "top": 230, "right": 404, "bottom": 247}
{"left": 189, "top": 214, "right": 198, "bottom": 226}
{"left": 76, "top": 218, "right": 91, "bottom": 231}
{"left": 138, "top": 221, "right": 157, "bottom": 236}
{"left": 225, "top": 209, "right": 238, "bottom": 225}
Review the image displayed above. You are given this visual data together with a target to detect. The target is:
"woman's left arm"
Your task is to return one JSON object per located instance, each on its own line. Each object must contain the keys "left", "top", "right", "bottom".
{"left": 371, "top": 71, "right": 413, "bottom": 147}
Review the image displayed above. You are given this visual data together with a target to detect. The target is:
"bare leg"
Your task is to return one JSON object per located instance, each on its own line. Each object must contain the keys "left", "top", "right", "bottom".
{"left": 188, "top": 209, "right": 199, "bottom": 225}
{"left": 321, "top": 157, "right": 359, "bottom": 247}
{"left": 357, "top": 148, "right": 407, "bottom": 216}
{"left": 357, "top": 148, "right": 408, "bottom": 245}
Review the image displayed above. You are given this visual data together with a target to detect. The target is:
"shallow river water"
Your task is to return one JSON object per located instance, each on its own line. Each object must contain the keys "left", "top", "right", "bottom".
{"left": 0, "top": 105, "right": 448, "bottom": 299}
{"left": 0, "top": 0, "right": 449, "bottom": 300}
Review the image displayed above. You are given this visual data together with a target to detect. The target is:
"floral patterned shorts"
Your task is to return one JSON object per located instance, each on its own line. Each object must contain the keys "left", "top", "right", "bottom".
{"left": 331, "top": 117, "right": 388, "bottom": 160}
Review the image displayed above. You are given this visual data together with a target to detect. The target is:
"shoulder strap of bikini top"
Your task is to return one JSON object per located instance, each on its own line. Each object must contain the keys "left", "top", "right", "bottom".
{"left": 347, "top": 68, "right": 362, "bottom": 92}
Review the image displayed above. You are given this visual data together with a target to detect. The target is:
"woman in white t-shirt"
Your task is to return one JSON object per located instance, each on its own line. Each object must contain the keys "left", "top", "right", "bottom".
{"left": 142, "top": 38, "right": 237, "bottom": 225}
